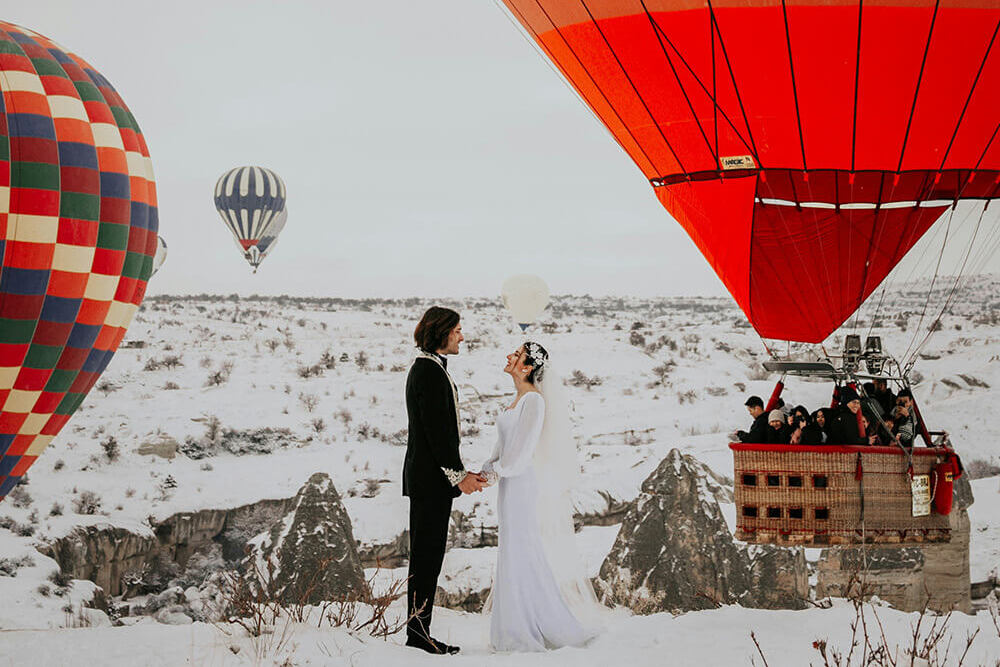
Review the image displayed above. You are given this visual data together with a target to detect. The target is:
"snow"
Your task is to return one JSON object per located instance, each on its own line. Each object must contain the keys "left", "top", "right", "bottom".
{"left": 1, "top": 601, "right": 999, "bottom": 666}
{"left": 1, "top": 283, "right": 1000, "bottom": 662}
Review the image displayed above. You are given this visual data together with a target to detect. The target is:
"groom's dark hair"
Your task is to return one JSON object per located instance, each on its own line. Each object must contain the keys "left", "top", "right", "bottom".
{"left": 414, "top": 306, "right": 460, "bottom": 353}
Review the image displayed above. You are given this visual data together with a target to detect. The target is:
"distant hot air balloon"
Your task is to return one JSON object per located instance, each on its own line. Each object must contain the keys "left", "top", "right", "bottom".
{"left": 502, "top": 275, "right": 550, "bottom": 331}
{"left": 502, "top": 1, "right": 1000, "bottom": 343}
{"left": 151, "top": 236, "right": 167, "bottom": 276}
{"left": 214, "top": 166, "right": 286, "bottom": 272}
{"left": 257, "top": 208, "right": 286, "bottom": 260}
{"left": 0, "top": 22, "right": 158, "bottom": 499}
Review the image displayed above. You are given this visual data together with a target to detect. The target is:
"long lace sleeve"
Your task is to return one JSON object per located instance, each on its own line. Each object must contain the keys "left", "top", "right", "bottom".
{"left": 486, "top": 393, "right": 545, "bottom": 479}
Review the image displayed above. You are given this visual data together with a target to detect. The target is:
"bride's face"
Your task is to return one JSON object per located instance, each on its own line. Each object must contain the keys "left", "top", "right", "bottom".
{"left": 503, "top": 346, "right": 533, "bottom": 379}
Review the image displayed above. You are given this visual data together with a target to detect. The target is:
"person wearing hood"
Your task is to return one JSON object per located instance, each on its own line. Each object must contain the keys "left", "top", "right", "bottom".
{"left": 800, "top": 408, "right": 829, "bottom": 445}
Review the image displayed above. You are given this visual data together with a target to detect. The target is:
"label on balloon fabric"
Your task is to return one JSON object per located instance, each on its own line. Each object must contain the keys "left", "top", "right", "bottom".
{"left": 720, "top": 155, "right": 756, "bottom": 170}
{"left": 911, "top": 474, "right": 931, "bottom": 517}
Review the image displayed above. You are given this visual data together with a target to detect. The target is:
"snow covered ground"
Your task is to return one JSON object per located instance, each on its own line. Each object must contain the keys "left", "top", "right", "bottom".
{"left": 1, "top": 599, "right": 999, "bottom": 666}
{"left": 1, "top": 278, "right": 999, "bottom": 663}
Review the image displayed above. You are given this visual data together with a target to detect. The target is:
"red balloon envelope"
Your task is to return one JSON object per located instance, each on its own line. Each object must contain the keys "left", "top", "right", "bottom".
{"left": 0, "top": 22, "right": 157, "bottom": 498}
{"left": 503, "top": 0, "right": 1000, "bottom": 342}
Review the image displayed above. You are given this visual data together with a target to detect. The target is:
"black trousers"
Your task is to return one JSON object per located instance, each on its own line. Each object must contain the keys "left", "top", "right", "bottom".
{"left": 406, "top": 494, "right": 453, "bottom": 641}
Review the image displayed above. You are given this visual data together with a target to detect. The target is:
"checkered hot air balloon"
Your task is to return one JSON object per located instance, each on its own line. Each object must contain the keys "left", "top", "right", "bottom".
{"left": 0, "top": 21, "right": 158, "bottom": 500}
{"left": 214, "top": 166, "right": 286, "bottom": 272}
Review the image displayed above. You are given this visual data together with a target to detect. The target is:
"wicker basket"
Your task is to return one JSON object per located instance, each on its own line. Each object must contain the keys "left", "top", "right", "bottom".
{"left": 730, "top": 443, "right": 952, "bottom": 546}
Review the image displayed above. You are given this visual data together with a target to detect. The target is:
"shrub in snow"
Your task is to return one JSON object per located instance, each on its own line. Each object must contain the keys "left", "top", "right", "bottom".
{"left": 100, "top": 435, "right": 120, "bottom": 462}
{"left": 354, "top": 350, "right": 369, "bottom": 370}
{"left": 0, "top": 555, "right": 34, "bottom": 577}
{"left": 162, "top": 355, "right": 183, "bottom": 369}
{"left": 310, "top": 418, "right": 326, "bottom": 433}
{"left": 566, "top": 369, "right": 603, "bottom": 390}
{"left": 72, "top": 490, "right": 102, "bottom": 515}
{"left": 298, "top": 392, "right": 319, "bottom": 412}
{"left": 336, "top": 408, "right": 353, "bottom": 426}
{"left": 143, "top": 358, "right": 161, "bottom": 371}
{"left": 49, "top": 502, "right": 63, "bottom": 516}
{"left": 296, "top": 364, "right": 323, "bottom": 379}
{"left": 163, "top": 381, "right": 180, "bottom": 390}
{"left": 204, "top": 361, "right": 234, "bottom": 387}
{"left": 53, "top": 458, "right": 65, "bottom": 471}
{"left": 95, "top": 380, "right": 118, "bottom": 396}
{"left": 8, "top": 484, "right": 32, "bottom": 508}
{"left": 48, "top": 568, "right": 71, "bottom": 588}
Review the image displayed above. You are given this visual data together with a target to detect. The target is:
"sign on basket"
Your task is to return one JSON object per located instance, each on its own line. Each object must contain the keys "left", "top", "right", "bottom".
{"left": 911, "top": 474, "right": 931, "bottom": 517}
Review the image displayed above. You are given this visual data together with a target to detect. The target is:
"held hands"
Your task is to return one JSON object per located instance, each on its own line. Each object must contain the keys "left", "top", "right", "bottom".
{"left": 458, "top": 472, "right": 488, "bottom": 494}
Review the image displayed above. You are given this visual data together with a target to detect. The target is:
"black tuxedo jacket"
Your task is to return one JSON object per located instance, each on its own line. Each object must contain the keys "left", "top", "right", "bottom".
{"left": 403, "top": 356, "right": 463, "bottom": 499}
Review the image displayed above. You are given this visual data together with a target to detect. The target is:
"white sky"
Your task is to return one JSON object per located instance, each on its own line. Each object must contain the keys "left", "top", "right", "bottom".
{"left": 7, "top": 0, "right": 723, "bottom": 299}
{"left": 8, "top": 2, "right": 997, "bottom": 300}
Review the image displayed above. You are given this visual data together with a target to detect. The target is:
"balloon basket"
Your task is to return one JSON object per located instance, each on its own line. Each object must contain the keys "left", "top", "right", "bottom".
{"left": 730, "top": 443, "right": 953, "bottom": 546}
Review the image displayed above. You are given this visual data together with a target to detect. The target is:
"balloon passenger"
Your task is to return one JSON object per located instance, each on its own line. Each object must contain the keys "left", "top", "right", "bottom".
{"left": 800, "top": 409, "right": 830, "bottom": 445}
{"left": 871, "top": 378, "right": 896, "bottom": 417}
{"left": 892, "top": 390, "right": 918, "bottom": 447}
{"left": 765, "top": 410, "right": 791, "bottom": 444}
{"left": 736, "top": 396, "right": 769, "bottom": 443}
{"left": 827, "top": 388, "right": 869, "bottom": 446}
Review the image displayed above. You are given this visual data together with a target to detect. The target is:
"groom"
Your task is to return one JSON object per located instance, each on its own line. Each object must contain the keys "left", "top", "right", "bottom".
{"left": 403, "top": 306, "right": 486, "bottom": 655}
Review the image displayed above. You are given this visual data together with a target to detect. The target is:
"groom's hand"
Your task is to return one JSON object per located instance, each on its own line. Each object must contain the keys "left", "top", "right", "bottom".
{"left": 458, "top": 472, "right": 487, "bottom": 494}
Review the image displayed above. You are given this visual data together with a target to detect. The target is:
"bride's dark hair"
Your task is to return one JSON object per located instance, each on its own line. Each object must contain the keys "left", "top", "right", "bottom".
{"left": 523, "top": 341, "right": 548, "bottom": 384}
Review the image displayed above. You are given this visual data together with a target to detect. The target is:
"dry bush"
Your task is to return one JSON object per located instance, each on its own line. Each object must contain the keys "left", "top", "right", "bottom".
{"left": 756, "top": 570, "right": 982, "bottom": 667}
{"left": 298, "top": 393, "right": 319, "bottom": 413}
{"left": 218, "top": 556, "right": 414, "bottom": 644}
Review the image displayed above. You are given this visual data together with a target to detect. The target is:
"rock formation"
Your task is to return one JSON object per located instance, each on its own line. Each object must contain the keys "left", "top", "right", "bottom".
{"left": 40, "top": 498, "right": 293, "bottom": 597}
{"left": 252, "top": 472, "right": 368, "bottom": 604}
{"left": 597, "top": 449, "right": 808, "bottom": 613}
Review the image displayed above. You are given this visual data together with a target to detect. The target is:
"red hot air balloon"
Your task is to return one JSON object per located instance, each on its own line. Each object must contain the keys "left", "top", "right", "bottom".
{"left": 0, "top": 22, "right": 158, "bottom": 499}
{"left": 502, "top": 0, "right": 1000, "bottom": 343}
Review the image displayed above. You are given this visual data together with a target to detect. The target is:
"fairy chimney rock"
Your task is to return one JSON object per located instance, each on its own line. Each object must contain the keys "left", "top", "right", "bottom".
{"left": 598, "top": 448, "right": 808, "bottom": 613}
{"left": 254, "top": 472, "right": 368, "bottom": 604}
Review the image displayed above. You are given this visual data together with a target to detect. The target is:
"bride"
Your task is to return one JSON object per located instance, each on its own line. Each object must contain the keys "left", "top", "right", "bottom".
{"left": 479, "top": 341, "right": 604, "bottom": 652}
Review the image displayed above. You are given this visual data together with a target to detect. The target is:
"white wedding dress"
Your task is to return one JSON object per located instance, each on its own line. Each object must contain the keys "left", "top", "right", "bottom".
{"left": 482, "top": 391, "right": 599, "bottom": 652}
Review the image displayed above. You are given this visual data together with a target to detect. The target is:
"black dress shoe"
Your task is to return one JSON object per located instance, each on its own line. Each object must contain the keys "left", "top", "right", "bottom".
{"left": 405, "top": 635, "right": 460, "bottom": 655}
{"left": 432, "top": 638, "right": 461, "bottom": 655}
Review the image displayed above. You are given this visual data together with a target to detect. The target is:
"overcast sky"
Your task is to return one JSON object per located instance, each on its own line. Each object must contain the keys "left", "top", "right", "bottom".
{"left": 9, "top": 2, "right": 997, "bottom": 301}
{"left": 7, "top": 1, "right": 724, "bottom": 299}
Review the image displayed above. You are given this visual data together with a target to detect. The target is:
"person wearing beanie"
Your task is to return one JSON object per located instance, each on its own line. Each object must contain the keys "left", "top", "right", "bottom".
{"left": 828, "top": 388, "right": 868, "bottom": 445}
{"left": 765, "top": 409, "right": 791, "bottom": 444}
{"left": 736, "top": 395, "right": 769, "bottom": 443}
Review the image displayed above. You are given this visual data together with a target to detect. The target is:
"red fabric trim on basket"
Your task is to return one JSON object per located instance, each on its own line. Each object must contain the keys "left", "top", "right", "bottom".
{"left": 729, "top": 443, "right": 948, "bottom": 456}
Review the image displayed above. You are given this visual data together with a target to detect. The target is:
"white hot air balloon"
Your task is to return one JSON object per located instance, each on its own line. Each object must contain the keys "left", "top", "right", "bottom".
{"left": 151, "top": 236, "right": 167, "bottom": 276}
{"left": 501, "top": 274, "right": 550, "bottom": 331}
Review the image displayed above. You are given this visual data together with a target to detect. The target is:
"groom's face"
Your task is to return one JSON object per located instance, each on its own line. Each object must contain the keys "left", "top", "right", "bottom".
{"left": 441, "top": 323, "right": 464, "bottom": 355}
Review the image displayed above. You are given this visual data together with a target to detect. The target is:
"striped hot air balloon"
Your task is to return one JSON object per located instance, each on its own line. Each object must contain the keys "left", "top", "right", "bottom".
{"left": 0, "top": 21, "right": 158, "bottom": 499}
{"left": 213, "top": 166, "right": 286, "bottom": 271}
